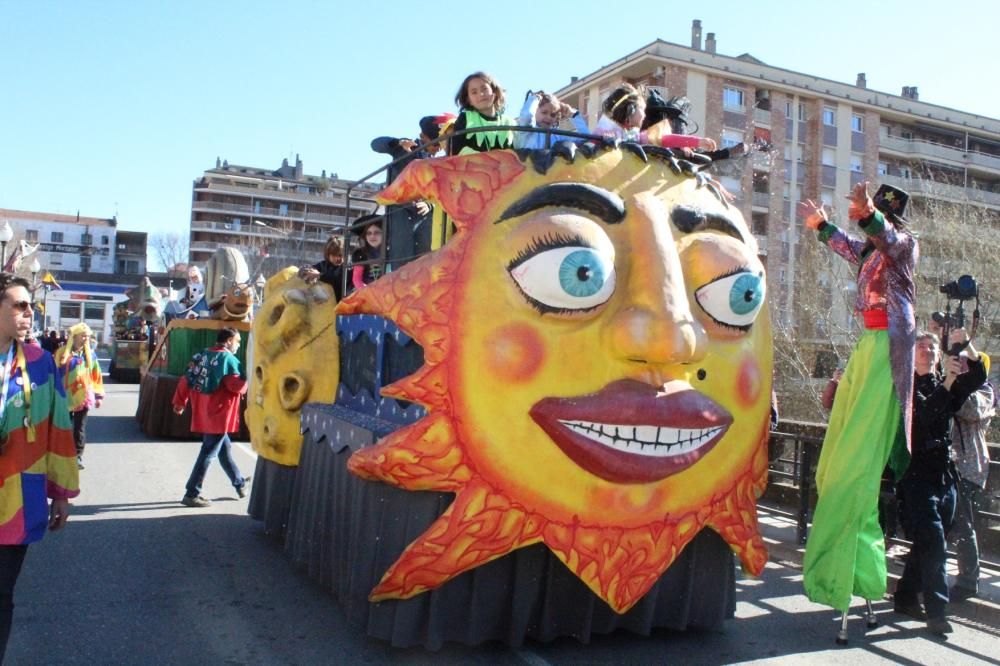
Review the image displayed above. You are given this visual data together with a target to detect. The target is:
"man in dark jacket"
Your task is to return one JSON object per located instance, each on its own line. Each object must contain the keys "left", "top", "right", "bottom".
{"left": 893, "top": 328, "right": 986, "bottom": 635}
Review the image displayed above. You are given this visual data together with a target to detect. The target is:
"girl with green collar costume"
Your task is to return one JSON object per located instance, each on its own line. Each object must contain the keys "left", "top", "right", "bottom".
{"left": 448, "top": 71, "right": 514, "bottom": 156}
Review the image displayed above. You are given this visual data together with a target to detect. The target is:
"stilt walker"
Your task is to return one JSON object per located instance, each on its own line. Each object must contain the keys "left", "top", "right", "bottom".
{"left": 799, "top": 182, "right": 917, "bottom": 644}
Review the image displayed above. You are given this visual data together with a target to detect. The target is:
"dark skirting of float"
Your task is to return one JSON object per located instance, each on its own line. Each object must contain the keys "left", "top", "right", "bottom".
{"left": 135, "top": 373, "right": 250, "bottom": 440}
{"left": 247, "top": 457, "right": 298, "bottom": 539}
{"left": 254, "top": 403, "right": 736, "bottom": 649}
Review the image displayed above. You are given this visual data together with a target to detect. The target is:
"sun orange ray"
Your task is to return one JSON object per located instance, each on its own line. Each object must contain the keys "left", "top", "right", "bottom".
{"left": 347, "top": 413, "right": 470, "bottom": 491}
{"left": 381, "top": 363, "right": 449, "bottom": 411}
{"left": 369, "top": 481, "right": 544, "bottom": 601}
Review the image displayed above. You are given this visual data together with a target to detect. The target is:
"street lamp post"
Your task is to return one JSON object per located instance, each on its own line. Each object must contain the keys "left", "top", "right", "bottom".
{"left": 0, "top": 219, "right": 13, "bottom": 269}
{"left": 28, "top": 257, "right": 41, "bottom": 331}
{"left": 254, "top": 274, "right": 266, "bottom": 304}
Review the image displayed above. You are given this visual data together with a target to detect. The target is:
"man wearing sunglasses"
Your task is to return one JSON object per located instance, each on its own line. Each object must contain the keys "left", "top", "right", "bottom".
{"left": 0, "top": 273, "right": 79, "bottom": 661}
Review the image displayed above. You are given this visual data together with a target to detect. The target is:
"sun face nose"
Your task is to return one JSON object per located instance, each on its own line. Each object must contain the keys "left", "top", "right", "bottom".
{"left": 604, "top": 194, "right": 707, "bottom": 367}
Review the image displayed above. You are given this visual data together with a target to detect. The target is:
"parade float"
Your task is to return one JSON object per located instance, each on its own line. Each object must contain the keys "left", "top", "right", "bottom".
{"left": 136, "top": 247, "right": 255, "bottom": 438}
{"left": 247, "top": 137, "right": 773, "bottom": 648}
{"left": 109, "top": 277, "right": 165, "bottom": 382}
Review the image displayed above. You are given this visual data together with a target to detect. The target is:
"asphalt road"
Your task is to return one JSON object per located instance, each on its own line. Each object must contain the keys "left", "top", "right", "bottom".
{"left": 6, "top": 382, "right": 1000, "bottom": 665}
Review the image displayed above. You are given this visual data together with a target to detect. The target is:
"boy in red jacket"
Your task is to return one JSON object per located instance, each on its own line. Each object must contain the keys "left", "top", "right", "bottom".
{"left": 173, "top": 327, "right": 249, "bottom": 507}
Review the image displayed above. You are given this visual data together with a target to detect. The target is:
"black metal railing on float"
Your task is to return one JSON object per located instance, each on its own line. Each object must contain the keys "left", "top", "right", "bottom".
{"left": 767, "top": 428, "right": 1000, "bottom": 568}
{"left": 339, "top": 125, "right": 634, "bottom": 300}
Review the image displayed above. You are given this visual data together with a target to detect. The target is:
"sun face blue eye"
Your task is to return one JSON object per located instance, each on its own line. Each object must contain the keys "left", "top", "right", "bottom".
{"left": 695, "top": 270, "right": 765, "bottom": 330}
{"left": 558, "top": 249, "right": 607, "bottom": 298}
{"left": 509, "top": 245, "right": 616, "bottom": 313}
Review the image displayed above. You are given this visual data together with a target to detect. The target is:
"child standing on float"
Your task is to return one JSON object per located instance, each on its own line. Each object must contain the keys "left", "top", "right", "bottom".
{"left": 448, "top": 71, "right": 514, "bottom": 156}
{"left": 596, "top": 83, "right": 716, "bottom": 151}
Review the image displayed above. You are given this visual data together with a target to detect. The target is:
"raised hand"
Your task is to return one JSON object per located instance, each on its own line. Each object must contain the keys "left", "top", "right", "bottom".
{"left": 847, "top": 181, "right": 875, "bottom": 220}
{"left": 798, "top": 199, "right": 828, "bottom": 230}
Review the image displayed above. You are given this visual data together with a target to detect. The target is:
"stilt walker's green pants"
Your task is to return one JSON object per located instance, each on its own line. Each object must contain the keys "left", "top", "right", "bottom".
{"left": 803, "top": 330, "right": 907, "bottom": 611}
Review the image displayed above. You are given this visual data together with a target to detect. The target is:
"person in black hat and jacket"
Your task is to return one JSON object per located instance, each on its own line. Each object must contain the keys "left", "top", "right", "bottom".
{"left": 349, "top": 214, "right": 384, "bottom": 291}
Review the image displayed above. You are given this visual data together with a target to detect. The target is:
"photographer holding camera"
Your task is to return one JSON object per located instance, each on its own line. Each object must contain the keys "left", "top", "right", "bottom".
{"left": 893, "top": 327, "right": 986, "bottom": 635}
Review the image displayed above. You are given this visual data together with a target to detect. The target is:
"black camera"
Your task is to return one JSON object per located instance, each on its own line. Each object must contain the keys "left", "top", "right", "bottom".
{"left": 939, "top": 275, "right": 978, "bottom": 301}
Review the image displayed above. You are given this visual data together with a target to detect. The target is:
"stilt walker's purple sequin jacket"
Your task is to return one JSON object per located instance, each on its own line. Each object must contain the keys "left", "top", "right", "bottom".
{"left": 817, "top": 209, "right": 918, "bottom": 450}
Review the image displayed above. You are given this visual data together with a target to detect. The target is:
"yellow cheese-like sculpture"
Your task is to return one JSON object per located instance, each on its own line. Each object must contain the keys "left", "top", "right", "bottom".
{"left": 247, "top": 267, "right": 339, "bottom": 466}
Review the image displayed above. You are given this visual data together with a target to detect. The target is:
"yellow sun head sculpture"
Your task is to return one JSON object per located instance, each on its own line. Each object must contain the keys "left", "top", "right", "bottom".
{"left": 247, "top": 267, "right": 339, "bottom": 466}
{"left": 338, "top": 147, "right": 772, "bottom": 614}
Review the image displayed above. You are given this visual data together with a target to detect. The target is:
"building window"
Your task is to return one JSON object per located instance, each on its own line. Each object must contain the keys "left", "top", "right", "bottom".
{"left": 51, "top": 231, "right": 63, "bottom": 243}
{"left": 723, "top": 87, "right": 744, "bottom": 111}
{"left": 784, "top": 101, "right": 792, "bottom": 119}
{"left": 851, "top": 114, "right": 864, "bottom": 133}
{"left": 850, "top": 155, "right": 864, "bottom": 172}
{"left": 823, "top": 107, "right": 836, "bottom": 126}
{"left": 101, "top": 235, "right": 109, "bottom": 245}
{"left": 117, "top": 259, "right": 140, "bottom": 274}
{"left": 60, "top": 302, "right": 81, "bottom": 320}
{"left": 877, "top": 161, "right": 888, "bottom": 176}
{"left": 81, "top": 233, "right": 93, "bottom": 245}
{"left": 798, "top": 103, "right": 807, "bottom": 121}
{"left": 821, "top": 189, "right": 835, "bottom": 207}
{"left": 279, "top": 203, "right": 289, "bottom": 217}
{"left": 50, "top": 254, "right": 62, "bottom": 266}
{"left": 821, "top": 148, "right": 836, "bottom": 166}
{"left": 25, "top": 229, "right": 38, "bottom": 242}
{"left": 722, "top": 129, "right": 743, "bottom": 149}
{"left": 84, "top": 303, "right": 104, "bottom": 320}
{"left": 80, "top": 256, "right": 91, "bottom": 271}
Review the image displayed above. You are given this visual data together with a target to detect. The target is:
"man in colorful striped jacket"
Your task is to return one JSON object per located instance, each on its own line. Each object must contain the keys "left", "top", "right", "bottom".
{"left": 0, "top": 274, "right": 79, "bottom": 661}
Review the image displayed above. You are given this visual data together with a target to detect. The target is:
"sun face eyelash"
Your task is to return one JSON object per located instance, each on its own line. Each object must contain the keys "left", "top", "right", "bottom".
{"left": 507, "top": 231, "right": 592, "bottom": 272}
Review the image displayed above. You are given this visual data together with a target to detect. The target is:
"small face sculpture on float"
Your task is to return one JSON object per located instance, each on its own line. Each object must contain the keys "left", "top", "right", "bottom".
{"left": 246, "top": 267, "right": 338, "bottom": 466}
{"left": 339, "top": 145, "right": 773, "bottom": 613}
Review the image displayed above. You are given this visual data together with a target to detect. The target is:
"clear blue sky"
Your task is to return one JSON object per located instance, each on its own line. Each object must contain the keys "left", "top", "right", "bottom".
{"left": 2, "top": 0, "right": 997, "bottom": 269}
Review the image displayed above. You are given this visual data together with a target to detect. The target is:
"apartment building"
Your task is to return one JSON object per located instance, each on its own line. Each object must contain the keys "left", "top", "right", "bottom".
{"left": 189, "top": 155, "right": 380, "bottom": 275}
{"left": 0, "top": 208, "right": 149, "bottom": 341}
{"left": 556, "top": 20, "right": 1000, "bottom": 373}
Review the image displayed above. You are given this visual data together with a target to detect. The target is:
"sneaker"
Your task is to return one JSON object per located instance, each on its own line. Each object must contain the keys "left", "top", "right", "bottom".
{"left": 181, "top": 495, "right": 211, "bottom": 508}
{"left": 237, "top": 475, "right": 252, "bottom": 499}
{"left": 926, "top": 617, "right": 954, "bottom": 635}
{"left": 949, "top": 586, "right": 978, "bottom": 602}
{"left": 77, "top": 456, "right": 85, "bottom": 470}
{"left": 893, "top": 598, "right": 926, "bottom": 620}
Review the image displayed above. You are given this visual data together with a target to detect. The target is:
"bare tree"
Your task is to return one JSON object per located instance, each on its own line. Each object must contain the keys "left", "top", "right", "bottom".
{"left": 150, "top": 233, "right": 190, "bottom": 274}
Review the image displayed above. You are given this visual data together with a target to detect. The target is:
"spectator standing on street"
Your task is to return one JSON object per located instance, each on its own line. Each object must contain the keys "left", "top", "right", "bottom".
{"left": 948, "top": 355, "right": 994, "bottom": 601}
{"left": 54, "top": 322, "right": 104, "bottom": 470}
{"left": 0, "top": 273, "right": 78, "bottom": 662}
{"left": 894, "top": 329, "right": 986, "bottom": 634}
{"left": 173, "top": 327, "right": 249, "bottom": 507}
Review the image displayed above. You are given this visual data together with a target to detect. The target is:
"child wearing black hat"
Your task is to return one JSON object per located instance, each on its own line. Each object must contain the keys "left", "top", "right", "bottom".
{"left": 350, "top": 215, "right": 384, "bottom": 290}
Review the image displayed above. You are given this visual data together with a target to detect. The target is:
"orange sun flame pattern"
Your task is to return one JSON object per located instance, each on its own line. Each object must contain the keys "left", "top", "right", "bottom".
{"left": 339, "top": 151, "right": 769, "bottom": 613}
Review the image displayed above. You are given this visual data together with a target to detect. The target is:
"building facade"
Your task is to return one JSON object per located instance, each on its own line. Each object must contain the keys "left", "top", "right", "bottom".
{"left": 189, "top": 155, "right": 381, "bottom": 276}
{"left": 555, "top": 21, "right": 1000, "bottom": 386}
{"left": 0, "top": 208, "right": 149, "bottom": 343}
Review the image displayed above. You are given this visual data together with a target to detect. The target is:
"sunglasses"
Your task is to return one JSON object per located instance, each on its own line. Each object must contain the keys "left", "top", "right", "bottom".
{"left": 8, "top": 300, "right": 32, "bottom": 314}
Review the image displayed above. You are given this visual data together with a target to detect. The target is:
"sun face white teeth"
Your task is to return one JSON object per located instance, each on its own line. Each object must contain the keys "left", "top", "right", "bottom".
{"left": 558, "top": 419, "right": 724, "bottom": 458}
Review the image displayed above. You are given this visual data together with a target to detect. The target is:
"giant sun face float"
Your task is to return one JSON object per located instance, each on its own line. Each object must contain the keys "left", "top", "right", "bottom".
{"left": 338, "top": 146, "right": 772, "bottom": 614}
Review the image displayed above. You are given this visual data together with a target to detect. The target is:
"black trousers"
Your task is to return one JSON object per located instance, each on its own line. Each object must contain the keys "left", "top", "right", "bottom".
{"left": 0, "top": 545, "right": 28, "bottom": 663}
{"left": 72, "top": 409, "right": 88, "bottom": 456}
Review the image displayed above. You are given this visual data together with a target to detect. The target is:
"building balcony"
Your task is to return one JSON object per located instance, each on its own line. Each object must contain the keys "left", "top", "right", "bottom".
{"left": 881, "top": 175, "right": 1000, "bottom": 208}
{"left": 879, "top": 135, "right": 1000, "bottom": 173}
{"left": 753, "top": 108, "right": 771, "bottom": 127}
{"left": 754, "top": 234, "right": 768, "bottom": 254}
{"left": 752, "top": 191, "right": 771, "bottom": 209}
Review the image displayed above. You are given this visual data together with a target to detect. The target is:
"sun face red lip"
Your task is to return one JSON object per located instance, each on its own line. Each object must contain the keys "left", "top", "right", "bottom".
{"left": 529, "top": 378, "right": 732, "bottom": 484}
